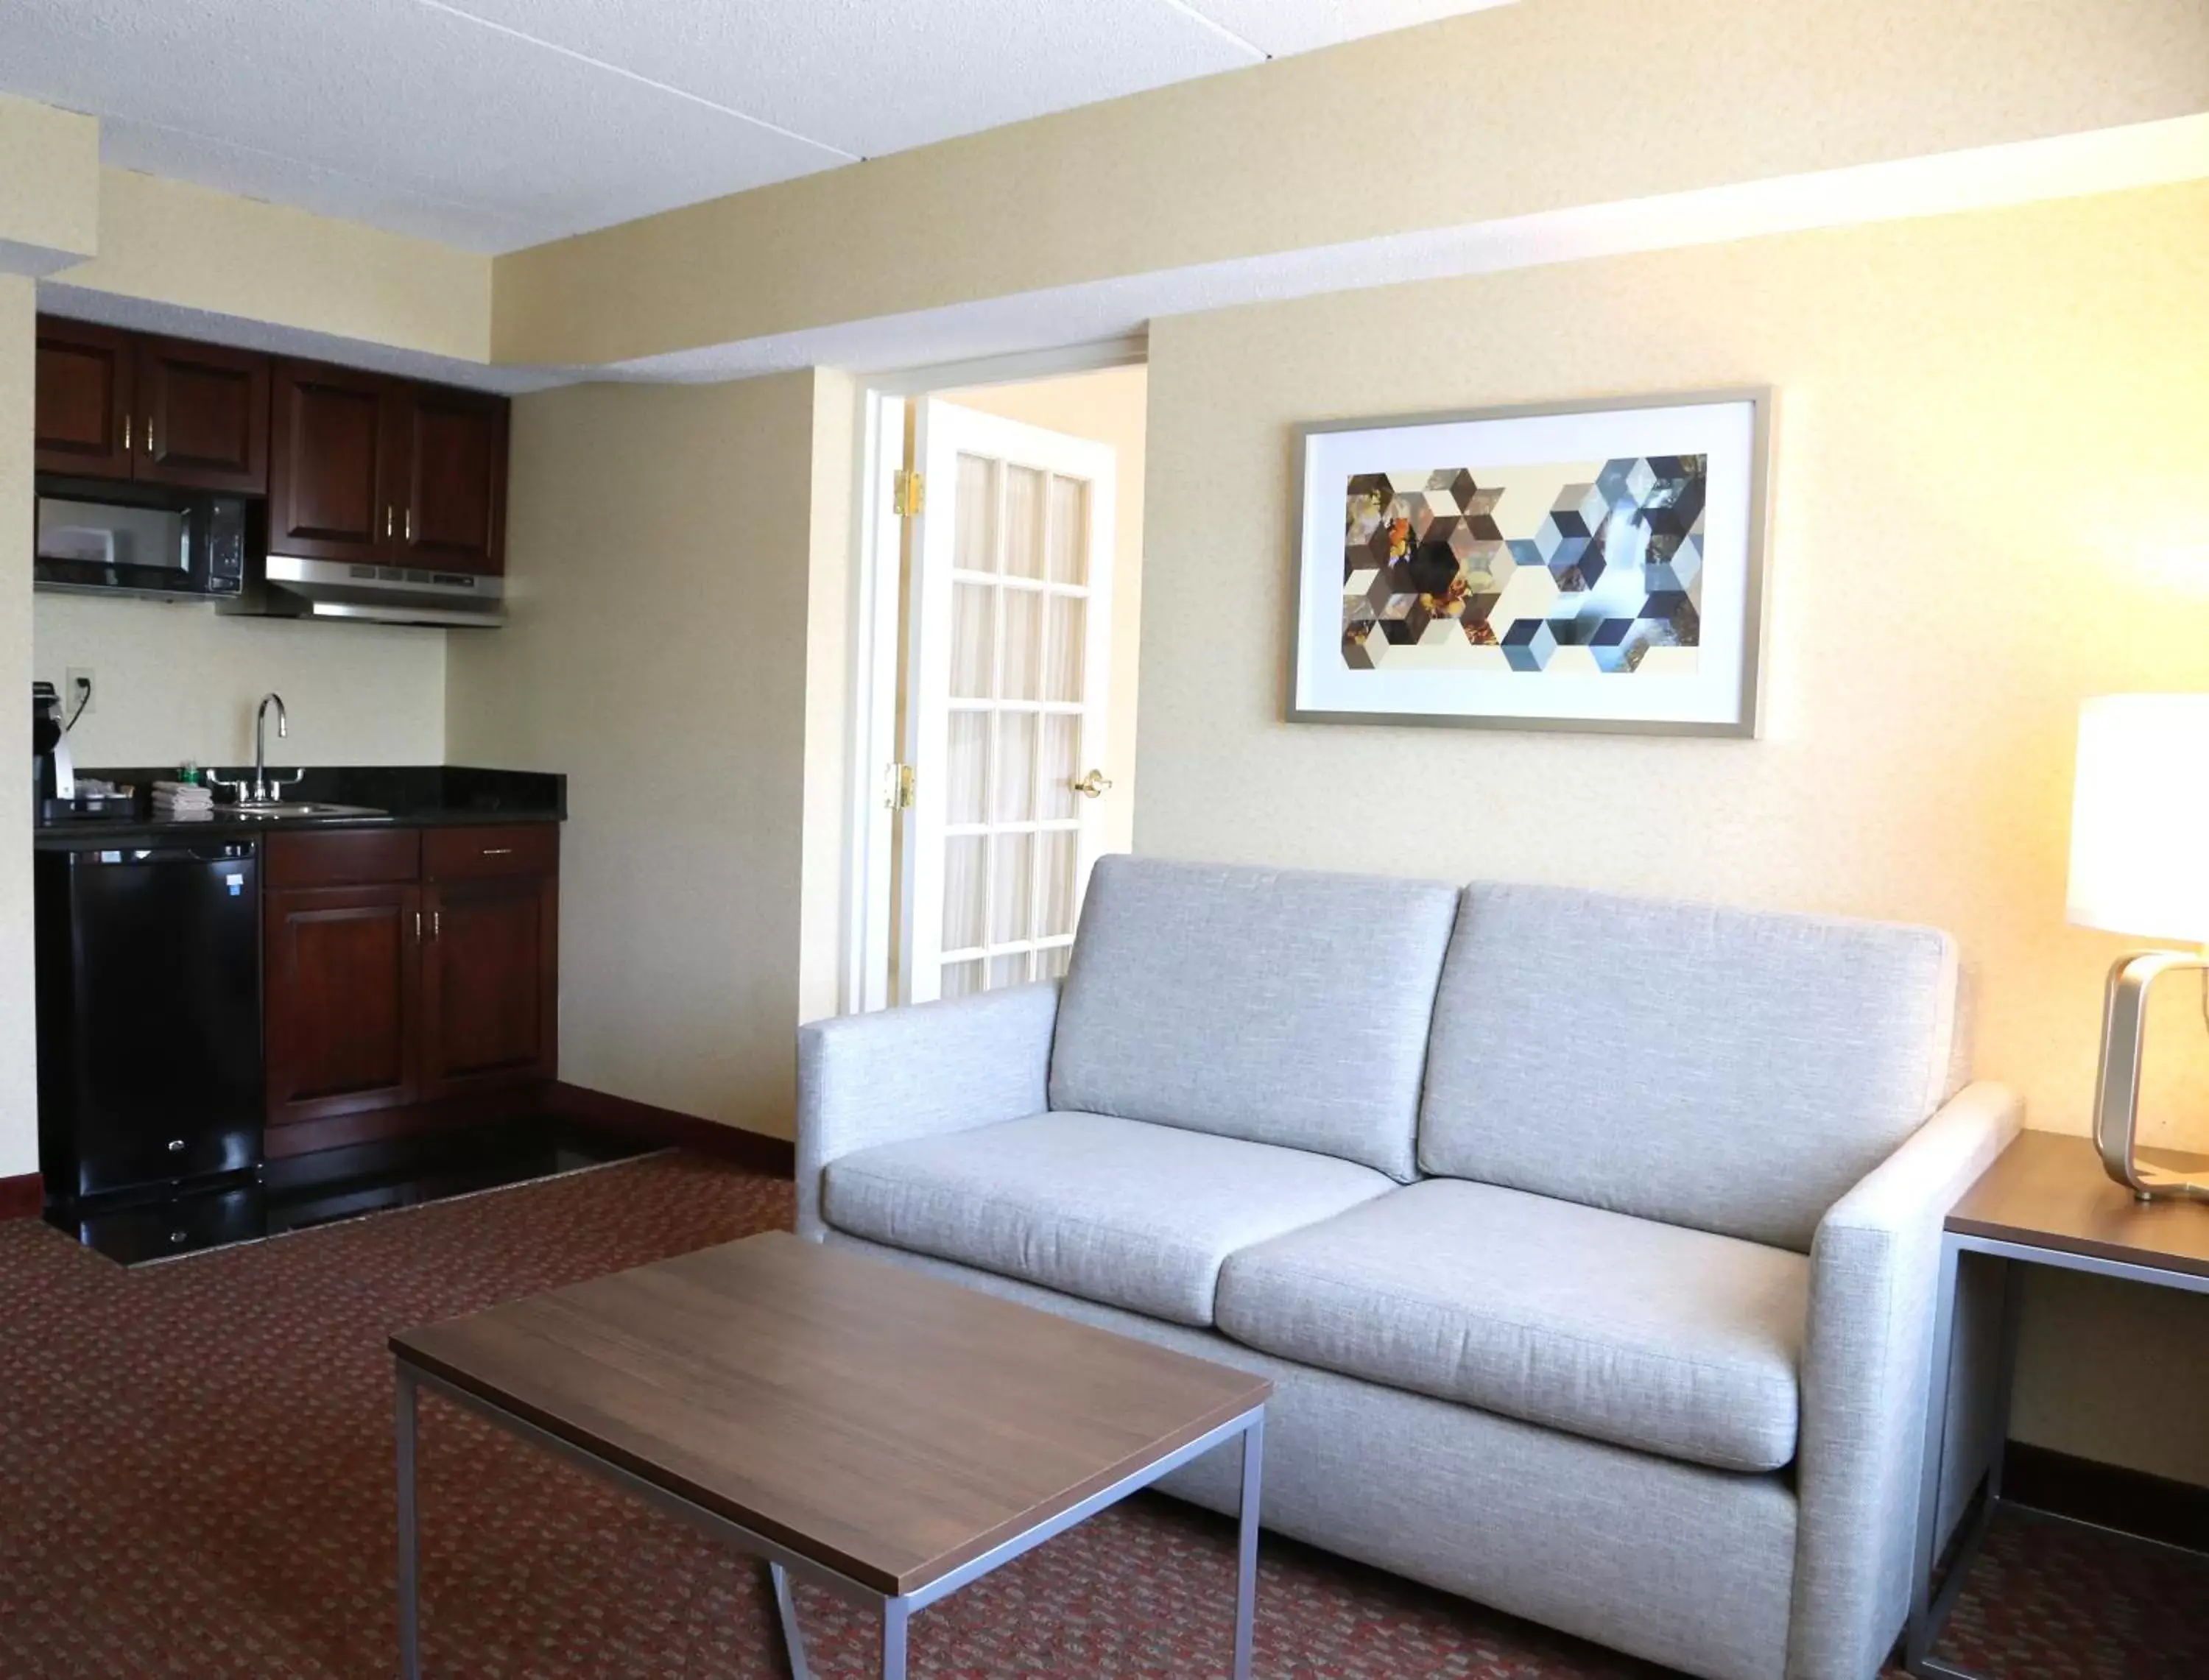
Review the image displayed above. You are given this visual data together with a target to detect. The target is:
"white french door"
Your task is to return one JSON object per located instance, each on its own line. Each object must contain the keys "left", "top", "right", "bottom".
{"left": 901, "top": 399, "right": 1117, "bottom": 1003}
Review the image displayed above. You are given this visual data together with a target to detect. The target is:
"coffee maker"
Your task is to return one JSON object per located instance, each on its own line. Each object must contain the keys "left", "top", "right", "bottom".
{"left": 32, "top": 681, "right": 75, "bottom": 816}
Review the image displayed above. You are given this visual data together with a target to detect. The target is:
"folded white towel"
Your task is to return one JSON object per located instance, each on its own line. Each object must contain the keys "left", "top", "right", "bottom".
{"left": 152, "top": 780, "right": 214, "bottom": 800}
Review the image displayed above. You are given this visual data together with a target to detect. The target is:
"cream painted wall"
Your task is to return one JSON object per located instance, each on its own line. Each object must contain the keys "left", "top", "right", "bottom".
{"left": 1136, "top": 180, "right": 2209, "bottom": 1480}
{"left": 60, "top": 169, "right": 493, "bottom": 362}
{"left": 444, "top": 371, "right": 832, "bottom": 1138}
{"left": 30, "top": 596, "right": 446, "bottom": 768}
{"left": 940, "top": 366, "right": 1147, "bottom": 856}
{"left": 0, "top": 96, "right": 97, "bottom": 270}
{"left": 491, "top": 0, "right": 2209, "bottom": 367}
{"left": 0, "top": 279, "right": 39, "bottom": 1181}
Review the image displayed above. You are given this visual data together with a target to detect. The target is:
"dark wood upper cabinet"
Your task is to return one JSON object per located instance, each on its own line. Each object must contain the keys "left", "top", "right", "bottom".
{"left": 137, "top": 336, "right": 270, "bottom": 494}
{"left": 395, "top": 386, "right": 507, "bottom": 574}
{"left": 269, "top": 359, "right": 510, "bottom": 574}
{"left": 34, "top": 318, "right": 136, "bottom": 479}
{"left": 35, "top": 316, "right": 273, "bottom": 492}
{"left": 269, "top": 360, "right": 395, "bottom": 564}
{"left": 38, "top": 325, "right": 509, "bottom": 575}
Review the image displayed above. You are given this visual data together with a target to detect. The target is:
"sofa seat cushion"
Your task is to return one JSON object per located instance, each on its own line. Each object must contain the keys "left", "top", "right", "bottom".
{"left": 821, "top": 1111, "right": 1397, "bottom": 1327}
{"left": 1215, "top": 1178, "right": 1808, "bottom": 1472}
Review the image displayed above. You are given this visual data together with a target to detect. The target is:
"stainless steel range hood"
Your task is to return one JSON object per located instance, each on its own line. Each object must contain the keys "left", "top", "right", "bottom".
{"left": 244, "top": 555, "right": 504, "bottom": 627}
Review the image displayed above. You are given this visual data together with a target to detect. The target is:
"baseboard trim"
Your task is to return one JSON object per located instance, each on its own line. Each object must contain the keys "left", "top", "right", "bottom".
{"left": 2005, "top": 1441, "right": 2209, "bottom": 1553}
{"left": 0, "top": 1171, "right": 42, "bottom": 1221}
{"left": 548, "top": 1081, "right": 795, "bottom": 1178}
{"left": 265, "top": 1084, "right": 552, "bottom": 1160}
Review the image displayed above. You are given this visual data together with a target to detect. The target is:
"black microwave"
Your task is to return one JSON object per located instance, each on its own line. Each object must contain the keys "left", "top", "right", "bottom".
{"left": 33, "top": 483, "right": 249, "bottom": 601}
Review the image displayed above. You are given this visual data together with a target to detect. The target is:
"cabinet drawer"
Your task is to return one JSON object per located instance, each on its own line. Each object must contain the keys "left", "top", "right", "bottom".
{"left": 266, "top": 827, "right": 421, "bottom": 889}
{"left": 423, "top": 823, "right": 558, "bottom": 880}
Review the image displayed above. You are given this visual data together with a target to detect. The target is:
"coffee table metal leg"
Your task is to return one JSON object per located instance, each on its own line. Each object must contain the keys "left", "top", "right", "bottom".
{"left": 395, "top": 1366, "right": 421, "bottom": 1680}
{"left": 768, "top": 1562, "right": 813, "bottom": 1680}
{"left": 1235, "top": 1412, "right": 1264, "bottom": 1680}
{"left": 881, "top": 1598, "right": 909, "bottom": 1679}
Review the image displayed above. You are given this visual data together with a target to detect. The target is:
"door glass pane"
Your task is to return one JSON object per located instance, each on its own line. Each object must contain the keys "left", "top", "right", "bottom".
{"left": 1036, "top": 944, "right": 1072, "bottom": 982}
{"left": 989, "top": 952, "right": 1030, "bottom": 989}
{"left": 1003, "top": 465, "right": 1045, "bottom": 579}
{"left": 1040, "top": 714, "right": 1079, "bottom": 819}
{"left": 950, "top": 582, "right": 996, "bottom": 699}
{"left": 1045, "top": 595, "right": 1085, "bottom": 703}
{"left": 1047, "top": 476, "right": 1088, "bottom": 585}
{"left": 943, "top": 836, "right": 986, "bottom": 952}
{"left": 954, "top": 454, "right": 995, "bottom": 573}
{"left": 942, "top": 959, "right": 984, "bottom": 998}
{"left": 1001, "top": 587, "right": 1043, "bottom": 699}
{"left": 990, "top": 833, "right": 1032, "bottom": 944}
{"left": 945, "top": 711, "right": 988, "bottom": 825}
{"left": 993, "top": 713, "right": 1036, "bottom": 822}
{"left": 1037, "top": 830, "right": 1077, "bottom": 937}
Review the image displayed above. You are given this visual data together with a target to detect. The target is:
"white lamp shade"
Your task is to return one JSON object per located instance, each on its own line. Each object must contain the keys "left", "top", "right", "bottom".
{"left": 2067, "top": 694, "right": 2209, "bottom": 943}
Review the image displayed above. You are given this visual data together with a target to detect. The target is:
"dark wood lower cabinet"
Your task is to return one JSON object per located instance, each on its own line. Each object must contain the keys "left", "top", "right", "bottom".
{"left": 264, "top": 883, "right": 421, "bottom": 1128}
{"left": 420, "top": 871, "right": 558, "bottom": 1098}
{"left": 261, "top": 824, "right": 557, "bottom": 1146}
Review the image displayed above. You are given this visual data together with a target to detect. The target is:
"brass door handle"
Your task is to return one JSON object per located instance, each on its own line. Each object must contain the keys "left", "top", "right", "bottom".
{"left": 1072, "top": 769, "right": 1113, "bottom": 799}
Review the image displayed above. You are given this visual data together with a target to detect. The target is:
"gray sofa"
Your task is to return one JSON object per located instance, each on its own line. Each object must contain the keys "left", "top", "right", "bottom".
{"left": 796, "top": 858, "right": 2020, "bottom": 1680}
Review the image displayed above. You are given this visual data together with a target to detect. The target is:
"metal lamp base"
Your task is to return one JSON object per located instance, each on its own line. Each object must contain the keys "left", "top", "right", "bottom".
{"left": 2093, "top": 950, "right": 2209, "bottom": 1201}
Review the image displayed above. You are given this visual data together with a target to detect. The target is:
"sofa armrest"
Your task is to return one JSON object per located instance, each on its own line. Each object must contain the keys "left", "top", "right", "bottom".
{"left": 795, "top": 981, "right": 1062, "bottom": 1239}
{"left": 1786, "top": 1081, "right": 2023, "bottom": 1680}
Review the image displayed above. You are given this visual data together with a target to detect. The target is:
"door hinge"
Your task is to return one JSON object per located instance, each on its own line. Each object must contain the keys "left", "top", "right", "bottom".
{"left": 886, "top": 763, "right": 917, "bottom": 810}
{"left": 892, "top": 469, "right": 926, "bottom": 518}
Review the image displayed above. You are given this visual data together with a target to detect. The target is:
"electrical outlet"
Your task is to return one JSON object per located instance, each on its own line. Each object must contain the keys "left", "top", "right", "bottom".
{"left": 65, "top": 667, "right": 95, "bottom": 719}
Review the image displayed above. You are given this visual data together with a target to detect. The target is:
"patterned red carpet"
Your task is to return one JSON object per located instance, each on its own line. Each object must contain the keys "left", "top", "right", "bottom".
{"left": 0, "top": 1151, "right": 2197, "bottom": 1679}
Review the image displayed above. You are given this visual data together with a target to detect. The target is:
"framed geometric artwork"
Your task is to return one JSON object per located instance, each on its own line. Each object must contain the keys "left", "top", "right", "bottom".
{"left": 1289, "top": 389, "right": 1774, "bottom": 736}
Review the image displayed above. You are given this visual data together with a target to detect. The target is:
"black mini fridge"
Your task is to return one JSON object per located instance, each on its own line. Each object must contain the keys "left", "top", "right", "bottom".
{"left": 35, "top": 842, "right": 264, "bottom": 1205}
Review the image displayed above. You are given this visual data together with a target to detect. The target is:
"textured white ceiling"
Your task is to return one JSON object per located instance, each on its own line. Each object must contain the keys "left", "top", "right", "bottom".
{"left": 0, "top": 0, "right": 1514, "bottom": 254}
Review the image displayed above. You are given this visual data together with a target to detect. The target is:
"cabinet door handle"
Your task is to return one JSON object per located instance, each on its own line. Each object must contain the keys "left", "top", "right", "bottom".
{"left": 432, "top": 910, "right": 441, "bottom": 939}
{"left": 414, "top": 910, "right": 423, "bottom": 942}
{"left": 146, "top": 417, "right": 155, "bottom": 456}
{"left": 404, "top": 507, "right": 413, "bottom": 542}
{"left": 124, "top": 417, "right": 133, "bottom": 452}
{"left": 482, "top": 847, "right": 513, "bottom": 856}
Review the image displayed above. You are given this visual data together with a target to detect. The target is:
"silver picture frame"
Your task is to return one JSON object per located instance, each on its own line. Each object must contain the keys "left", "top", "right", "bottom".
{"left": 1286, "top": 387, "right": 1775, "bottom": 737}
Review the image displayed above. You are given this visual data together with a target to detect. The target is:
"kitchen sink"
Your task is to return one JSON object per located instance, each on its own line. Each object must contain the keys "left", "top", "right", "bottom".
{"left": 221, "top": 801, "right": 390, "bottom": 820}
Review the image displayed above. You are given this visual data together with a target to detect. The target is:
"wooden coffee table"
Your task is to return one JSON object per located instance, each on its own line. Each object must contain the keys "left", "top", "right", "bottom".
{"left": 390, "top": 1231, "right": 1271, "bottom": 1679}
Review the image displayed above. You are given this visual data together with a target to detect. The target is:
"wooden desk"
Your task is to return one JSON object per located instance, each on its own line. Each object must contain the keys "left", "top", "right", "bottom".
{"left": 390, "top": 1231, "right": 1271, "bottom": 1680}
{"left": 1907, "top": 1131, "right": 2209, "bottom": 1677}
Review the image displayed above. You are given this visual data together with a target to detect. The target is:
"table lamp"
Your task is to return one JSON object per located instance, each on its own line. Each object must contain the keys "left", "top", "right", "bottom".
{"left": 2068, "top": 693, "right": 2209, "bottom": 1200}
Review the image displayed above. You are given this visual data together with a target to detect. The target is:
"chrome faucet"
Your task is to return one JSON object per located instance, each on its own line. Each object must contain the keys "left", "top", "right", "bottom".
{"left": 254, "top": 693, "right": 286, "bottom": 801}
{"left": 206, "top": 693, "right": 307, "bottom": 808}
{"left": 247, "top": 693, "right": 303, "bottom": 804}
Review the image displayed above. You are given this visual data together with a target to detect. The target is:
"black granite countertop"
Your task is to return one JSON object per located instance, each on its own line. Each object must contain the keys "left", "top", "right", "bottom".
{"left": 33, "top": 765, "right": 565, "bottom": 850}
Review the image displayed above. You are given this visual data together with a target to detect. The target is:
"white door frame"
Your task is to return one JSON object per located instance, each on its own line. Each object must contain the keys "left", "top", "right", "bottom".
{"left": 842, "top": 334, "right": 1144, "bottom": 1016}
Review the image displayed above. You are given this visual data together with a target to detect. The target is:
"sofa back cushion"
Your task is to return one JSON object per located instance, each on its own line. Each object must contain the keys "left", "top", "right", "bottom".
{"left": 1420, "top": 882, "right": 1961, "bottom": 1250}
{"left": 1050, "top": 856, "right": 1459, "bottom": 1179}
